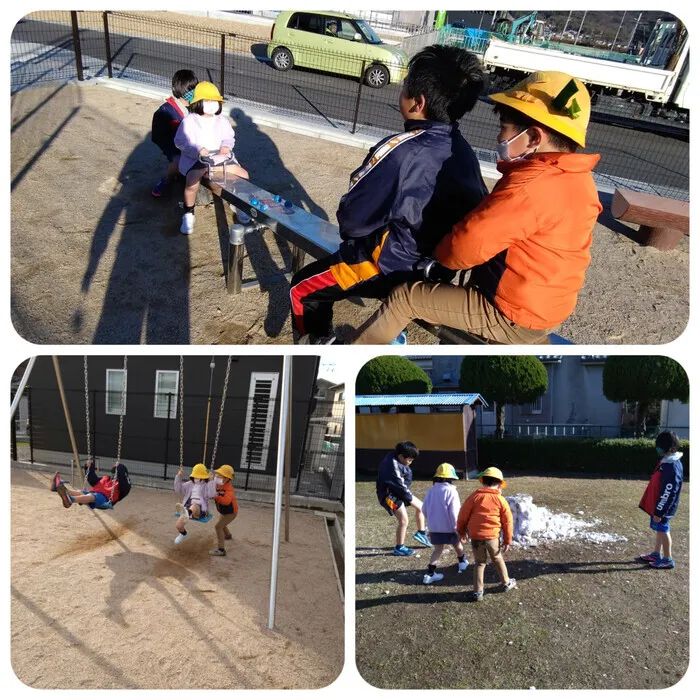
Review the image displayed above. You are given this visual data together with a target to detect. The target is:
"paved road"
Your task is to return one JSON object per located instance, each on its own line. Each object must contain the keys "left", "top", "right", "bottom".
{"left": 12, "top": 18, "right": 689, "bottom": 194}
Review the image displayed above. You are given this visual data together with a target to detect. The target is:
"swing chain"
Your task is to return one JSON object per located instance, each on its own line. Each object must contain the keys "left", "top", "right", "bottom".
{"left": 83, "top": 356, "right": 91, "bottom": 460}
{"left": 209, "top": 356, "right": 232, "bottom": 471}
{"left": 179, "top": 355, "right": 184, "bottom": 470}
{"left": 115, "top": 356, "right": 127, "bottom": 464}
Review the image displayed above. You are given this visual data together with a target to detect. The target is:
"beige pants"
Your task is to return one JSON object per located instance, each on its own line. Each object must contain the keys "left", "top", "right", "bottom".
{"left": 471, "top": 539, "right": 510, "bottom": 591}
{"left": 352, "top": 281, "right": 553, "bottom": 345}
{"left": 215, "top": 512, "right": 237, "bottom": 549}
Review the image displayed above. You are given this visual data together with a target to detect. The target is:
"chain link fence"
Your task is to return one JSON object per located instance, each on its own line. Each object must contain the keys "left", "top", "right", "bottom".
{"left": 11, "top": 386, "right": 344, "bottom": 502}
{"left": 10, "top": 10, "right": 688, "bottom": 200}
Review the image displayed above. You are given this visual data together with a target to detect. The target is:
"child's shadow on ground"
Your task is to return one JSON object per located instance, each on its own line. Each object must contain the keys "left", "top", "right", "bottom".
{"left": 226, "top": 107, "right": 330, "bottom": 338}
{"left": 356, "top": 558, "right": 649, "bottom": 609}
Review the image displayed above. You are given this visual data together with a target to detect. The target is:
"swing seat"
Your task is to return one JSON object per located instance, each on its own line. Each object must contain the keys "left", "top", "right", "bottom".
{"left": 174, "top": 511, "right": 213, "bottom": 523}
{"left": 93, "top": 502, "right": 114, "bottom": 511}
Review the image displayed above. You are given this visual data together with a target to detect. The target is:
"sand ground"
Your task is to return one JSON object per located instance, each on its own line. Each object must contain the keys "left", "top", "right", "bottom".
{"left": 10, "top": 468, "right": 344, "bottom": 689}
{"left": 10, "top": 80, "right": 688, "bottom": 345}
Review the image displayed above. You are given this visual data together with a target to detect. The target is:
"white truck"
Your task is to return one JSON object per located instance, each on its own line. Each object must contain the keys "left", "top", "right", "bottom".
{"left": 482, "top": 19, "right": 689, "bottom": 133}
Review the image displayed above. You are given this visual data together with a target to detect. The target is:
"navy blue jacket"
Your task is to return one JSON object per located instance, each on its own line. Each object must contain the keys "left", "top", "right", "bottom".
{"left": 334, "top": 120, "right": 487, "bottom": 288}
{"left": 151, "top": 97, "right": 186, "bottom": 159}
{"left": 376, "top": 451, "right": 414, "bottom": 505}
{"left": 654, "top": 455, "right": 684, "bottom": 519}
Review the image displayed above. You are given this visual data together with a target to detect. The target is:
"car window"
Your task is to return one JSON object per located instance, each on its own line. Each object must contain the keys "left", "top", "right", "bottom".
{"left": 290, "top": 12, "right": 324, "bottom": 34}
{"left": 324, "top": 17, "right": 359, "bottom": 41}
{"left": 355, "top": 19, "right": 382, "bottom": 45}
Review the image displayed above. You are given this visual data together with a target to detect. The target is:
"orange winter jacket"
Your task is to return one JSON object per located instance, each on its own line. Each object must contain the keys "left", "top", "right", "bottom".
{"left": 435, "top": 152, "right": 602, "bottom": 330}
{"left": 456, "top": 487, "right": 513, "bottom": 544}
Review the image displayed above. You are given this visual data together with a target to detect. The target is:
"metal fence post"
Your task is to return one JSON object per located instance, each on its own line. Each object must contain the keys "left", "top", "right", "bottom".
{"left": 28, "top": 387, "right": 34, "bottom": 464}
{"left": 163, "top": 392, "right": 172, "bottom": 480}
{"left": 70, "top": 11, "right": 84, "bottom": 81}
{"left": 103, "top": 12, "right": 113, "bottom": 78}
{"left": 11, "top": 410, "right": 17, "bottom": 462}
{"left": 351, "top": 60, "right": 366, "bottom": 135}
{"left": 220, "top": 34, "right": 226, "bottom": 97}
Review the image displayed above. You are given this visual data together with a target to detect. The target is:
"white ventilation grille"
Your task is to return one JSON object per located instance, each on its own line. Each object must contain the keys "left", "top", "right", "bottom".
{"left": 240, "top": 372, "right": 279, "bottom": 471}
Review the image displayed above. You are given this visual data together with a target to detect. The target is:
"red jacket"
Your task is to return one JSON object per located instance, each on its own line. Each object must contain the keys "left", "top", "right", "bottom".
{"left": 435, "top": 152, "right": 602, "bottom": 329}
{"left": 214, "top": 481, "right": 238, "bottom": 516}
{"left": 90, "top": 476, "right": 119, "bottom": 503}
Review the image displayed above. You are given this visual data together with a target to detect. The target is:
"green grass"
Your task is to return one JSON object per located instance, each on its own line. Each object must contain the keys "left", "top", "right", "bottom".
{"left": 356, "top": 477, "right": 689, "bottom": 689}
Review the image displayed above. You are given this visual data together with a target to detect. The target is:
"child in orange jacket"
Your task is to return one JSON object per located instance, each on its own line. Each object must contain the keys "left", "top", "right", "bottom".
{"left": 209, "top": 464, "right": 238, "bottom": 557}
{"left": 456, "top": 466, "right": 516, "bottom": 601}
{"left": 351, "top": 70, "right": 602, "bottom": 345}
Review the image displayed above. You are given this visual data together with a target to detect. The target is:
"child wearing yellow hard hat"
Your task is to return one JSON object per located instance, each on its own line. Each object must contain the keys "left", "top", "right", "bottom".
{"left": 174, "top": 462, "right": 213, "bottom": 544}
{"left": 173, "top": 81, "right": 250, "bottom": 235}
{"left": 209, "top": 464, "right": 239, "bottom": 557}
{"left": 421, "top": 463, "right": 469, "bottom": 584}
{"left": 456, "top": 466, "right": 516, "bottom": 601}
{"left": 352, "top": 70, "right": 603, "bottom": 345}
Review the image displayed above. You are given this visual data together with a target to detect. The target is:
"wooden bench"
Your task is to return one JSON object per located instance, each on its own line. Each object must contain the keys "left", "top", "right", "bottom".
{"left": 611, "top": 188, "right": 689, "bottom": 251}
{"left": 202, "top": 172, "right": 572, "bottom": 344}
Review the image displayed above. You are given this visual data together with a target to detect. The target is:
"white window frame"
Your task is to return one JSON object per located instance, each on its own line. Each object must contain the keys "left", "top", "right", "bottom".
{"left": 153, "top": 370, "right": 180, "bottom": 419}
{"left": 240, "top": 372, "right": 280, "bottom": 471}
{"left": 105, "top": 369, "right": 127, "bottom": 416}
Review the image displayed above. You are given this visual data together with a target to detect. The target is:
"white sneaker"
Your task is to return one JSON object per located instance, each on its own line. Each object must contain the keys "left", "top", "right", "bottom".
{"left": 174, "top": 532, "right": 187, "bottom": 544}
{"left": 180, "top": 212, "right": 194, "bottom": 235}
{"left": 504, "top": 578, "right": 517, "bottom": 592}
{"left": 423, "top": 572, "right": 444, "bottom": 585}
{"left": 457, "top": 560, "right": 469, "bottom": 573}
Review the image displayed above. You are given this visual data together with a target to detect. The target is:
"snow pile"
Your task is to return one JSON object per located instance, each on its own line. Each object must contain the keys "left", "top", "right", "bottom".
{"left": 506, "top": 494, "right": 628, "bottom": 546}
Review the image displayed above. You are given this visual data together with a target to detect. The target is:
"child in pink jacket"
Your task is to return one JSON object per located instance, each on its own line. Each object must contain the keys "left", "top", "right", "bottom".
{"left": 174, "top": 81, "right": 249, "bottom": 235}
{"left": 421, "top": 463, "right": 468, "bottom": 584}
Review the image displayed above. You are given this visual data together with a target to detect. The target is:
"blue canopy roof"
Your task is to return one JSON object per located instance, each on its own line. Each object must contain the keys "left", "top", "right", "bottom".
{"left": 356, "top": 393, "right": 487, "bottom": 407}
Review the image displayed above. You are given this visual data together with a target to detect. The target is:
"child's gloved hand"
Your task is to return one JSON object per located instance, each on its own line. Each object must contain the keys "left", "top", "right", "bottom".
{"left": 199, "top": 148, "right": 210, "bottom": 157}
{"left": 219, "top": 145, "right": 231, "bottom": 156}
{"left": 177, "top": 466, "right": 184, "bottom": 478}
{"left": 502, "top": 543, "right": 510, "bottom": 553}
{"left": 424, "top": 260, "right": 457, "bottom": 284}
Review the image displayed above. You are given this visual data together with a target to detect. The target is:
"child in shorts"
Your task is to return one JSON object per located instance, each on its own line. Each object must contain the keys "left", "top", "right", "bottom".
{"left": 421, "top": 463, "right": 468, "bottom": 584}
{"left": 173, "top": 81, "right": 249, "bottom": 235}
{"left": 376, "top": 441, "right": 431, "bottom": 556}
{"left": 457, "top": 466, "right": 516, "bottom": 601}
{"left": 638, "top": 431, "right": 684, "bottom": 569}
{"left": 50, "top": 460, "right": 131, "bottom": 508}
{"left": 174, "top": 463, "right": 214, "bottom": 544}
{"left": 151, "top": 69, "right": 198, "bottom": 197}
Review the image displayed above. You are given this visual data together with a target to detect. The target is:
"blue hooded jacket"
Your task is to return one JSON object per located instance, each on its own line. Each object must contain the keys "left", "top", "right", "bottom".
{"left": 332, "top": 119, "right": 487, "bottom": 289}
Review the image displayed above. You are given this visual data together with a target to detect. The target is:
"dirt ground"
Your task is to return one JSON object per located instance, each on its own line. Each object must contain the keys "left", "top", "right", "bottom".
{"left": 356, "top": 477, "right": 689, "bottom": 690}
{"left": 11, "top": 80, "right": 688, "bottom": 344}
{"left": 11, "top": 468, "right": 343, "bottom": 689}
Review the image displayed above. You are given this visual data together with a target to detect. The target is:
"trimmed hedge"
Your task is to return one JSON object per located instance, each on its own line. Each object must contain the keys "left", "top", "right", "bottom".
{"left": 478, "top": 438, "right": 690, "bottom": 478}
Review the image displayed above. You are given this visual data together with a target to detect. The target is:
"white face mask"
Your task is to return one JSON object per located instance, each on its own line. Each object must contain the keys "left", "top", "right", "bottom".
{"left": 214, "top": 477, "right": 224, "bottom": 485}
{"left": 202, "top": 100, "right": 220, "bottom": 115}
{"left": 496, "top": 129, "right": 538, "bottom": 162}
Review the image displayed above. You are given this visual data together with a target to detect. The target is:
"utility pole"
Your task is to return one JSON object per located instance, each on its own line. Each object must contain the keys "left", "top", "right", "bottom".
{"left": 627, "top": 12, "right": 643, "bottom": 53}
{"left": 574, "top": 10, "right": 587, "bottom": 46}
{"left": 612, "top": 11, "right": 626, "bottom": 50}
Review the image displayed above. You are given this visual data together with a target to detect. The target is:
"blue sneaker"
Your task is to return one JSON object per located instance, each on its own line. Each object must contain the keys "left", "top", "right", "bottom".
{"left": 639, "top": 551, "right": 661, "bottom": 562}
{"left": 390, "top": 330, "right": 408, "bottom": 345}
{"left": 393, "top": 544, "right": 415, "bottom": 556}
{"left": 151, "top": 177, "right": 169, "bottom": 197}
{"left": 649, "top": 557, "right": 675, "bottom": 569}
{"left": 413, "top": 531, "right": 432, "bottom": 547}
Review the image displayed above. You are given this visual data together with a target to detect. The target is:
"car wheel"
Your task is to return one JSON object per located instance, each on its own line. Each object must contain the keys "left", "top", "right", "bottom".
{"left": 271, "top": 47, "right": 294, "bottom": 71}
{"left": 365, "top": 63, "right": 389, "bottom": 88}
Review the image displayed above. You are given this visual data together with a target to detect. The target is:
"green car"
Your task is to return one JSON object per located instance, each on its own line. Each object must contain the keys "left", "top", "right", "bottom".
{"left": 267, "top": 10, "right": 408, "bottom": 88}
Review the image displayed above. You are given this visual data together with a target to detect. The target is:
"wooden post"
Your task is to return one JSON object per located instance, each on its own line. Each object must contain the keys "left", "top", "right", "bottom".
{"left": 220, "top": 34, "right": 226, "bottom": 97}
{"left": 52, "top": 357, "right": 83, "bottom": 486}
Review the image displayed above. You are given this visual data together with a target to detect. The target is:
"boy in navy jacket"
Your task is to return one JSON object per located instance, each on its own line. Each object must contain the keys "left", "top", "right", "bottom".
{"left": 151, "top": 69, "right": 198, "bottom": 197}
{"left": 290, "top": 45, "right": 487, "bottom": 343}
{"left": 639, "top": 431, "right": 684, "bottom": 569}
{"left": 376, "top": 441, "right": 431, "bottom": 555}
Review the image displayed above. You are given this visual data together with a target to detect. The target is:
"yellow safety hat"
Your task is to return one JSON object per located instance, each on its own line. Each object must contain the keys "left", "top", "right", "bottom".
{"left": 189, "top": 463, "right": 210, "bottom": 480}
{"left": 490, "top": 70, "right": 591, "bottom": 148}
{"left": 477, "top": 466, "right": 507, "bottom": 489}
{"left": 215, "top": 464, "right": 234, "bottom": 480}
{"left": 192, "top": 81, "right": 224, "bottom": 103}
{"left": 434, "top": 463, "right": 459, "bottom": 480}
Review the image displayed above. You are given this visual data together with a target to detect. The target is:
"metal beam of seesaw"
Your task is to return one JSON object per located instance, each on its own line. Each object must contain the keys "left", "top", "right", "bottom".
{"left": 269, "top": 355, "right": 292, "bottom": 630}
{"left": 205, "top": 173, "right": 340, "bottom": 260}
